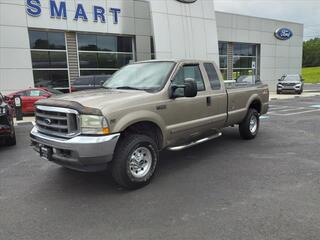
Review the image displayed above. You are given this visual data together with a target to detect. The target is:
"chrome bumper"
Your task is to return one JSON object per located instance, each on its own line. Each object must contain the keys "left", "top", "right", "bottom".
{"left": 30, "top": 127, "right": 120, "bottom": 172}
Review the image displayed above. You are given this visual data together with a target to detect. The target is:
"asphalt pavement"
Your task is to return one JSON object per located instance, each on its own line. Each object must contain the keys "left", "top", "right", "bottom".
{"left": 1, "top": 96, "right": 320, "bottom": 240}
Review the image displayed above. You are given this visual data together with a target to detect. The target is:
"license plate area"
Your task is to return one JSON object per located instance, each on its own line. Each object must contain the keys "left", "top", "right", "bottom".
{"left": 40, "top": 145, "right": 53, "bottom": 161}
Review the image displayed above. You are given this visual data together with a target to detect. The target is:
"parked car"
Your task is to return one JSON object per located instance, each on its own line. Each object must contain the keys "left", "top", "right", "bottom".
{"left": 6, "top": 87, "right": 63, "bottom": 114}
{"left": 0, "top": 92, "right": 16, "bottom": 146}
{"left": 30, "top": 60, "right": 269, "bottom": 189}
{"left": 71, "top": 75, "right": 111, "bottom": 92}
{"left": 277, "top": 74, "right": 304, "bottom": 94}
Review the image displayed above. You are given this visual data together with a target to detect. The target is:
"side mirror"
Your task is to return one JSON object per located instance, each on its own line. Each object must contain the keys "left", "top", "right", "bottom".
{"left": 171, "top": 78, "right": 197, "bottom": 99}
{"left": 184, "top": 78, "right": 197, "bottom": 97}
{"left": 43, "top": 94, "right": 51, "bottom": 98}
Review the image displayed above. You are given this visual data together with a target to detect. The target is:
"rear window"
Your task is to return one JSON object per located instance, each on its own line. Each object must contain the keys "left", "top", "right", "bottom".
{"left": 74, "top": 77, "right": 93, "bottom": 85}
{"left": 204, "top": 63, "right": 221, "bottom": 90}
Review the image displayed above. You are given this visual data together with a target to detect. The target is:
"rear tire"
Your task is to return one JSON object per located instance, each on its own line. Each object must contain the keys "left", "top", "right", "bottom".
{"left": 111, "top": 134, "right": 158, "bottom": 190}
{"left": 239, "top": 108, "right": 260, "bottom": 140}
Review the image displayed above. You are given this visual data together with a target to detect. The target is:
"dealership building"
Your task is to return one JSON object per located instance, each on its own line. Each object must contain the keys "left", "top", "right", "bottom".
{"left": 0, "top": 0, "right": 303, "bottom": 94}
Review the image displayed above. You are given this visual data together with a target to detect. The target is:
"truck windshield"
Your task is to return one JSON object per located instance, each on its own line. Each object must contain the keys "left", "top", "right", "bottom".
{"left": 103, "top": 62, "right": 176, "bottom": 91}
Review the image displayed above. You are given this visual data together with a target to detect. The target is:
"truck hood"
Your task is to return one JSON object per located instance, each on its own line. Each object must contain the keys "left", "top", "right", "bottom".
{"left": 36, "top": 89, "right": 153, "bottom": 114}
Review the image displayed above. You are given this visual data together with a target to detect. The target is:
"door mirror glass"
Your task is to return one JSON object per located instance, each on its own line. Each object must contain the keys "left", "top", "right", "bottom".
{"left": 184, "top": 78, "right": 197, "bottom": 97}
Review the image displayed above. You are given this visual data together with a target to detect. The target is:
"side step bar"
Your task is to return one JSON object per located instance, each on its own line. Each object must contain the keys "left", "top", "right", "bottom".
{"left": 168, "top": 132, "right": 222, "bottom": 151}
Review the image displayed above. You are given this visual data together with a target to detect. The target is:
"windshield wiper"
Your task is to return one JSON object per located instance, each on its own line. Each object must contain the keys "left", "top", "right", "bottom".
{"left": 115, "top": 86, "right": 146, "bottom": 91}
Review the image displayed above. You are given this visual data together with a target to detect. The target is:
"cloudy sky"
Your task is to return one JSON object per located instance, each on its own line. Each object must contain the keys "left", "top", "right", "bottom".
{"left": 213, "top": 0, "right": 320, "bottom": 40}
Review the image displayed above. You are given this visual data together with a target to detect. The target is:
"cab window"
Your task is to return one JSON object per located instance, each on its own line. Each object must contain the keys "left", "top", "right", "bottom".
{"left": 204, "top": 63, "right": 221, "bottom": 90}
{"left": 172, "top": 65, "right": 205, "bottom": 91}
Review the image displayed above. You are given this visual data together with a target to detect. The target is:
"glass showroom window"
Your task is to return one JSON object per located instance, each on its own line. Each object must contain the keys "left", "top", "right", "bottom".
{"left": 218, "top": 42, "right": 228, "bottom": 80}
{"left": 232, "top": 43, "right": 258, "bottom": 82}
{"left": 77, "top": 33, "right": 135, "bottom": 76}
{"left": 29, "top": 30, "right": 69, "bottom": 91}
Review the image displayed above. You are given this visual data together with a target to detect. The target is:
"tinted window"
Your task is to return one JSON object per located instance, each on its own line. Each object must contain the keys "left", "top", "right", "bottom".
{"left": 48, "top": 32, "right": 65, "bottom": 50}
{"left": 97, "top": 35, "right": 117, "bottom": 51}
{"left": 173, "top": 65, "right": 205, "bottom": 92}
{"left": 74, "top": 77, "right": 93, "bottom": 86}
{"left": 31, "top": 51, "right": 67, "bottom": 68}
{"left": 29, "top": 30, "right": 65, "bottom": 50}
{"left": 79, "top": 53, "right": 98, "bottom": 68}
{"left": 117, "top": 36, "right": 132, "bottom": 52}
{"left": 78, "top": 34, "right": 98, "bottom": 51}
{"left": 219, "top": 42, "right": 227, "bottom": 55}
{"left": 33, "top": 70, "right": 69, "bottom": 89}
{"left": 204, "top": 63, "right": 221, "bottom": 90}
{"left": 30, "top": 31, "right": 48, "bottom": 49}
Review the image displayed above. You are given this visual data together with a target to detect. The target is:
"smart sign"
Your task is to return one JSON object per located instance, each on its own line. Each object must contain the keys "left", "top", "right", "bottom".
{"left": 26, "top": 0, "right": 121, "bottom": 24}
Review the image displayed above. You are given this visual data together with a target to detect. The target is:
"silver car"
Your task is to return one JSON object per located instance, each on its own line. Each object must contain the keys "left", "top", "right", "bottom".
{"left": 277, "top": 74, "right": 304, "bottom": 94}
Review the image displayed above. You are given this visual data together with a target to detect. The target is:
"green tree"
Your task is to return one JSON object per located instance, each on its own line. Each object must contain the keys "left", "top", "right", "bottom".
{"left": 303, "top": 38, "right": 320, "bottom": 67}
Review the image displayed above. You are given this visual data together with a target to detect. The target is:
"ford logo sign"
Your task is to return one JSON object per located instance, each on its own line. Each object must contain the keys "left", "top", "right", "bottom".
{"left": 176, "top": 0, "right": 198, "bottom": 3}
{"left": 274, "top": 28, "right": 293, "bottom": 40}
{"left": 44, "top": 118, "right": 52, "bottom": 125}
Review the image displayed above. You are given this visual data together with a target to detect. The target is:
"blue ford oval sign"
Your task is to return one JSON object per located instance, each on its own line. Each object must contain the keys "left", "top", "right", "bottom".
{"left": 274, "top": 28, "right": 293, "bottom": 40}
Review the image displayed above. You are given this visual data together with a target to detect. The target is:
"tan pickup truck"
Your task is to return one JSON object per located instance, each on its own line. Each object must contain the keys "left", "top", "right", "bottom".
{"left": 30, "top": 60, "right": 269, "bottom": 189}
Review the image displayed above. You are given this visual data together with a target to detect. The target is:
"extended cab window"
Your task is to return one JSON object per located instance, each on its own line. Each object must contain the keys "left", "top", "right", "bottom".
{"left": 204, "top": 63, "right": 221, "bottom": 90}
{"left": 172, "top": 65, "right": 205, "bottom": 91}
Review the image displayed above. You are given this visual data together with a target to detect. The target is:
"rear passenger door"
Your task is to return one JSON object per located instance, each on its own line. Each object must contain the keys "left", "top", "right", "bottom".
{"left": 203, "top": 62, "right": 228, "bottom": 128}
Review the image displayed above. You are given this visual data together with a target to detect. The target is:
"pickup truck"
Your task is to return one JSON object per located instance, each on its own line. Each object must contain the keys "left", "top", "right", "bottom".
{"left": 30, "top": 60, "right": 269, "bottom": 189}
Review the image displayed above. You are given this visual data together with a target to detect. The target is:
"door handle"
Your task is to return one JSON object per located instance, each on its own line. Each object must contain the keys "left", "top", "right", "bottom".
{"left": 206, "top": 96, "right": 212, "bottom": 106}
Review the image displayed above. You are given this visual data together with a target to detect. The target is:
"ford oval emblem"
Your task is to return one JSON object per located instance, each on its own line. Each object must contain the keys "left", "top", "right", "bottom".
{"left": 44, "top": 118, "right": 52, "bottom": 125}
{"left": 274, "top": 28, "right": 293, "bottom": 40}
{"left": 176, "top": 0, "right": 198, "bottom": 3}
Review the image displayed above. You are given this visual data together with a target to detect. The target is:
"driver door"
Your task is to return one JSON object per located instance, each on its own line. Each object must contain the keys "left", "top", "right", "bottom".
{"left": 164, "top": 63, "right": 213, "bottom": 146}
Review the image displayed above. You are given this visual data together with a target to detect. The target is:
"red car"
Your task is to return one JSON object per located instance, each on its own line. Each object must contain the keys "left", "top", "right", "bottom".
{"left": 5, "top": 88, "right": 63, "bottom": 114}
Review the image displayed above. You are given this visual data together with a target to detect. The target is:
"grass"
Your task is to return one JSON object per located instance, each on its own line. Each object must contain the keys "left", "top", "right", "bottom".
{"left": 302, "top": 66, "right": 320, "bottom": 83}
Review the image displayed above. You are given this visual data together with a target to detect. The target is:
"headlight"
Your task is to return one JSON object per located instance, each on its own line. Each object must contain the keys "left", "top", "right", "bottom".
{"left": 80, "top": 115, "right": 110, "bottom": 135}
{"left": 0, "top": 107, "right": 6, "bottom": 114}
{"left": 295, "top": 84, "right": 301, "bottom": 87}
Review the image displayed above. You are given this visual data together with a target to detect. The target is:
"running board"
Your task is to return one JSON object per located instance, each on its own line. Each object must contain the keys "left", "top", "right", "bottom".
{"left": 168, "top": 132, "right": 222, "bottom": 151}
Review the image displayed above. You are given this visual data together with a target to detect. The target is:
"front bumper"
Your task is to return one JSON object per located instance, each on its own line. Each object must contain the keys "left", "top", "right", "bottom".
{"left": 277, "top": 85, "right": 302, "bottom": 92}
{"left": 30, "top": 127, "right": 120, "bottom": 172}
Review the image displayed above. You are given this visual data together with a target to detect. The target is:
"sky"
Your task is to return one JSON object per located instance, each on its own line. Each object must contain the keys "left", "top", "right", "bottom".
{"left": 213, "top": 0, "right": 320, "bottom": 40}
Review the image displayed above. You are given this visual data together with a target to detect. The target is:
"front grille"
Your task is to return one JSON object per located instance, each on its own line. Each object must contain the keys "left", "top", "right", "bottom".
{"left": 282, "top": 83, "right": 296, "bottom": 86}
{"left": 35, "top": 105, "right": 80, "bottom": 138}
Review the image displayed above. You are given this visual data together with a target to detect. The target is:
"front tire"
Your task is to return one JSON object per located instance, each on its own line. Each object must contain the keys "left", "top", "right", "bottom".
{"left": 239, "top": 108, "right": 260, "bottom": 140}
{"left": 111, "top": 134, "right": 158, "bottom": 189}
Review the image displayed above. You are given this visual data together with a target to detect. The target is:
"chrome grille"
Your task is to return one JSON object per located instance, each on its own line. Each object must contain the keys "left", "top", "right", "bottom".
{"left": 282, "top": 82, "right": 296, "bottom": 86}
{"left": 35, "top": 105, "right": 80, "bottom": 138}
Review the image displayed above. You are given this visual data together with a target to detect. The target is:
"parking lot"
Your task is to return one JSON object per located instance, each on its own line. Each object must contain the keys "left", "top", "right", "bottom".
{"left": 1, "top": 96, "right": 320, "bottom": 240}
